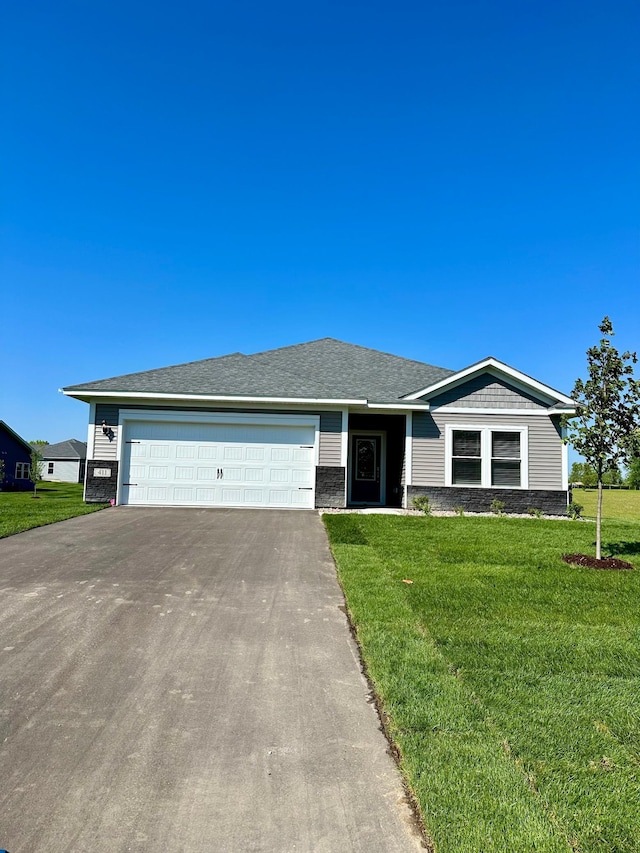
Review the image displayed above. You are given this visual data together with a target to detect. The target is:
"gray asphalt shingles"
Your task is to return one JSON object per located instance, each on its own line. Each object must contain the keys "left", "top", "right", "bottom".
{"left": 63, "top": 338, "right": 454, "bottom": 402}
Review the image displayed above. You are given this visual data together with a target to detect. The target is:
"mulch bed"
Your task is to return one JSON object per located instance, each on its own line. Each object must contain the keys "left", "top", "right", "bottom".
{"left": 562, "top": 553, "right": 634, "bottom": 571}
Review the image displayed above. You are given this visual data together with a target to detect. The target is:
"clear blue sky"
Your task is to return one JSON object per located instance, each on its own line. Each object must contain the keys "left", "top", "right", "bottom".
{"left": 2, "top": 1, "right": 638, "bottom": 461}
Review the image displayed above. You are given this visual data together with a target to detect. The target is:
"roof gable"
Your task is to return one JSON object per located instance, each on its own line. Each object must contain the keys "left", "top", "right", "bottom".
{"left": 0, "top": 420, "right": 33, "bottom": 454}
{"left": 402, "top": 357, "right": 576, "bottom": 409}
{"left": 41, "top": 439, "right": 87, "bottom": 459}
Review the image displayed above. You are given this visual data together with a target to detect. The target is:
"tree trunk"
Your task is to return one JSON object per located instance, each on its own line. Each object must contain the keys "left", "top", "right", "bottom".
{"left": 596, "top": 479, "right": 603, "bottom": 560}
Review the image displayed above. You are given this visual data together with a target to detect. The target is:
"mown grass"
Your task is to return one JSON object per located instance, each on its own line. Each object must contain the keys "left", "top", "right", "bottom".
{"left": 324, "top": 514, "right": 640, "bottom": 853}
{"left": 573, "top": 487, "right": 640, "bottom": 522}
{"left": 0, "top": 482, "right": 107, "bottom": 538}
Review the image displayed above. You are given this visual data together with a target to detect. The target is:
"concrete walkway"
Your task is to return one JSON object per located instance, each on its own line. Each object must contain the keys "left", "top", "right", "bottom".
{"left": 0, "top": 508, "right": 423, "bottom": 852}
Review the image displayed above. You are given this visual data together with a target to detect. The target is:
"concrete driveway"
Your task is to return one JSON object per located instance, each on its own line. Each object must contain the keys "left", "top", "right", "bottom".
{"left": 0, "top": 508, "right": 423, "bottom": 853}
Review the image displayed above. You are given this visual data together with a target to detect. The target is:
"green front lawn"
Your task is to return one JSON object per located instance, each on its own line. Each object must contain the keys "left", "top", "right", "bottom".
{"left": 573, "top": 487, "right": 640, "bottom": 522}
{"left": 0, "top": 482, "right": 108, "bottom": 538}
{"left": 324, "top": 514, "right": 640, "bottom": 853}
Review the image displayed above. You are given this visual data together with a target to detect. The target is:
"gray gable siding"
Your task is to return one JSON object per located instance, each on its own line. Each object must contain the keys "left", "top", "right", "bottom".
{"left": 92, "top": 405, "right": 343, "bottom": 466}
{"left": 412, "top": 411, "right": 563, "bottom": 490}
{"left": 428, "top": 375, "right": 547, "bottom": 409}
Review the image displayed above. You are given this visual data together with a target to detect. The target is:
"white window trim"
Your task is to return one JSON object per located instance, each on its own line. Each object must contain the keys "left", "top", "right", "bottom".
{"left": 445, "top": 424, "right": 529, "bottom": 489}
{"left": 15, "top": 462, "right": 30, "bottom": 479}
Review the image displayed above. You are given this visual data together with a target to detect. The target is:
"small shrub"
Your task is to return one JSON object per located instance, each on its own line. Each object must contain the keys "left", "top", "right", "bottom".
{"left": 567, "top": 501, "right": 584, "bottom": 520}
{"left": 453, "top": 505, "right": 465, "bottom": 517}
{"left": 411, "top": 495, "right": 431, "bottom": 515}
{"left": 527, "top": 507, "right": 543, "bottom": 518}
{"left": 490, "top": 499, "right": 505, "bottom": 516}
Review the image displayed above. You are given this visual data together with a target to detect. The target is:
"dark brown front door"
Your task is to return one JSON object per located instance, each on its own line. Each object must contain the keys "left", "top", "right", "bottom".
{"left": 350, "top": 434, "right": 382, "bottom": 504}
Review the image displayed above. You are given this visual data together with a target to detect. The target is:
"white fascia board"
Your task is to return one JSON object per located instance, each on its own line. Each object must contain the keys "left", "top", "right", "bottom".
{"left": 365, "top": 402, "right": 430, "bottom": 411}
{"left": 402, "top": 358, "right": 576, "bottom": 407}
{"left": 431, "top": 405, "right": 577, "bottom": 417}
{"left": 63, "top": 390, "right": 368, "bottom": 406}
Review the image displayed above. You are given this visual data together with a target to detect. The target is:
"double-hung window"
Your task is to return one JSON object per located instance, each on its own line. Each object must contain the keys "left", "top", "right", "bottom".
{"left": 47, "top": 462, "right": 55, "bottom": 474}
{"left": 15, "top": 462, "right": 30, "bottom": 479}
{"left": 446, "top": 426, "right": 527, "bottom": 488}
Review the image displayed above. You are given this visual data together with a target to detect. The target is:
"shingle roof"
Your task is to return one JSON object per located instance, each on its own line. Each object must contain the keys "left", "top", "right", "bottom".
{"left": 40, "top": 439, "right": 87, "bottom": 459}
{"left": 63, "top": 338, "right": 454, "bottom": 403}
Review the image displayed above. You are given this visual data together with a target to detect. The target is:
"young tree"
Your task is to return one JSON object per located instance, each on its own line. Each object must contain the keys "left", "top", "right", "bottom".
{"left": 564, "top": 317, "right": 640, "bottom": 558}
{"left": 30, "top": 446, "right": 44, "bottom": 497}
{"left": 627, "top": 454, "right": 640, "bottom": 490}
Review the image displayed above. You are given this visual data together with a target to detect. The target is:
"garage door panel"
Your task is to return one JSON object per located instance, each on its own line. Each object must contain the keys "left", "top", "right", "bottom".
{"left": 197, "top": 467, "right": 217, "bottom": 480}
{"left": 121, "top": 419, "right": 316, "bottom": 508}
{"left": 198, "top": 446, "right": 218, "bottom": 459}
{"left": 149, "top": 466, "right": 168, "bottom": 479}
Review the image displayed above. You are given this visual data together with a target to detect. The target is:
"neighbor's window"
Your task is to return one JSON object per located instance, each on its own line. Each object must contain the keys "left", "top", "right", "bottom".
{"left": 15, "top": 462, "right": 30, "bottom": 479}
{"left": 491, "top": 432, "right": 521, "bottom": 487}
{"left": 452, "top": 430, "right": 482, "bottom": 485}
{"left": 47, "top": 462, "right": 54, "bottom": 474}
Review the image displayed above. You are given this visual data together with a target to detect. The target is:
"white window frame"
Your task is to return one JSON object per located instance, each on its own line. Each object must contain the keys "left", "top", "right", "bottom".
{"left": 445, "top": 425, "right": 528, "bottom": 489}
{"left": 15, "top": 462, "right": 30, "bottom": 479}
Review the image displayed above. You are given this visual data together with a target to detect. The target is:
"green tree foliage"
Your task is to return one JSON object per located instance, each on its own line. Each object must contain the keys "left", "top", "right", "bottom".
{"left": 569, "top": 462, "right": 597, "bottom": 486}
{"left": 563, "top": 317, "right": 640, "bottom": 559}
{"left": 627, "top": 455, "right": 640, "bottom": 490}
{"left": 30, "top": 446, "right": 44, "bottom": 497}
{"left": 569, "top": 461, "right": 622, "bottom": 487}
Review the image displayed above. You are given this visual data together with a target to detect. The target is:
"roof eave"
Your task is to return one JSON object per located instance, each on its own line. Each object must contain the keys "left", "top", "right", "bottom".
{"left": 62, "top": 389, "right": 370, "bottom": 406}
{"left": 62, "top": 389, "right": 432, "bottom": 411}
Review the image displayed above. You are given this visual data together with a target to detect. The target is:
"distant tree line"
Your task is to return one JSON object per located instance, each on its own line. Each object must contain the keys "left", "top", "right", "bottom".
{"left": 569, "top": 459, "right": 640, "bottom": 489}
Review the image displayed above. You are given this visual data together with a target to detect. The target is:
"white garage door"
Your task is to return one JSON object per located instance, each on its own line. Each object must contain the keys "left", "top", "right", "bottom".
{"left": 120, "top": 420, "right": 316, "bottom": 509}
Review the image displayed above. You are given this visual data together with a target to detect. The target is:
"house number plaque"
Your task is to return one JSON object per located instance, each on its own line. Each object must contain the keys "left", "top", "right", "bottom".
{"left": 93, "top": 468, "right": 112, "bottom": 478}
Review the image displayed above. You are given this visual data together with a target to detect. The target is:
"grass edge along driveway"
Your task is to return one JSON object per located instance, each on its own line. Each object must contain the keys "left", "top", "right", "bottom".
{"left": 0, "top": 482, "right": 107, "bottom": 538}
{"left": 324, "top": 513, "right": 640, "bottom": 853}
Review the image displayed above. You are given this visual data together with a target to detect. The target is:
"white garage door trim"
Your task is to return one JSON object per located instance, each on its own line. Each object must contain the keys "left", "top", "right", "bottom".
{"left": 116, "top": 410, "right": 320, "bottom": 509}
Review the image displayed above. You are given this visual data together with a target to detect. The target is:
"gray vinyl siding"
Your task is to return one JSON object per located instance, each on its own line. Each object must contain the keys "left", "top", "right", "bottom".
{"left": 411, "top": 412, "right": 443, "bottom": 485}
{"left": 412, "top": 411, "right": 563, "bottom": 490}
{"left": 318, "top": 411, "right": 343, "bottom": 466}
{"left": 41, "top": 460, "right": 81, "bottom": 483}
{"left": 428, "top": 375, "right": 547, "bottom": 409}
{"left": 91, "top": 403, "right": 342, "bottom": 466}
{"left": 93, "top": 404, "right": 120, "bottom": 460}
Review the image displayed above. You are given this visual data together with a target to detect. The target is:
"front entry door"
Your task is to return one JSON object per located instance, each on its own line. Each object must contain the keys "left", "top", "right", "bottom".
{"left": 350, "top": 433, "right": 383, "bottom": 504}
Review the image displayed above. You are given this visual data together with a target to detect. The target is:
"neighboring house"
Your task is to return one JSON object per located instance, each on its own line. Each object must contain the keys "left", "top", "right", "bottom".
{"left": 40, "top": 439, "right": 87, "bottom": 483}
{"left": 0, "top": 420, "right": 33, "bottom": 491}
{"left": 62, "top": 339, "right": 576, "bottom": 513}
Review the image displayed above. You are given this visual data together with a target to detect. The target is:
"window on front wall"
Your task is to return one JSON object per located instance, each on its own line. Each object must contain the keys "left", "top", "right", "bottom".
{"left": 452, "top": 430, "right": 482, "bottom": 485}
{"left": 491, "top": 431, "right": 521, "bottom": 486}
{"left": 15, "top": 462, "right": 30, "bottom": 479}
{"left": 48, "top": 462, "right": 54, "bottom": 474}
{"left": 448, "top": 426, "right": 527, "bottom": 489}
